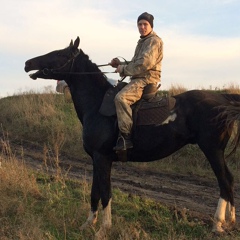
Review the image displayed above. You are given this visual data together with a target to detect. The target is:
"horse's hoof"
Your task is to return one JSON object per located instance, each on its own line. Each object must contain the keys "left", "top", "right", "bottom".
{"left": 80, "top": 221, "right": 90, "bottom": 230}
{"left": 223, "top": 221, "right": 237, "bottom": 231}
{"left": 212, "top": 223, "right": 225, "bottom": 235}
{"left": 95, "top": 228, "right": 107, "bottom": 240}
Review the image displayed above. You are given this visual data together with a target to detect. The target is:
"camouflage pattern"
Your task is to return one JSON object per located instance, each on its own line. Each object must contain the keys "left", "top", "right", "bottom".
{"left": 118, "top": 31, "right": 163, "bottom": 83}
{"left": 115, "top": 31, "right": 163, "bottom": 135}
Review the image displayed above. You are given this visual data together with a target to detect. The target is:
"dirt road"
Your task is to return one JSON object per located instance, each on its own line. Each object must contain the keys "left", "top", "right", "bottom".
{"left": 7, "top": 140, "right": 240, "bottom": 224}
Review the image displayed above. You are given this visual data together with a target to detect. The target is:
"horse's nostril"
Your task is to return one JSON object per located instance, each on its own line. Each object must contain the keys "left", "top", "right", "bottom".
{"left": 24, "top": 60, "right": 33, "bottom": 72}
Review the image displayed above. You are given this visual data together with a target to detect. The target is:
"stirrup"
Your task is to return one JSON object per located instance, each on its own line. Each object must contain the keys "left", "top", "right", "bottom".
{"left": 113, "top": 135, "right": 133, "bottom": 151}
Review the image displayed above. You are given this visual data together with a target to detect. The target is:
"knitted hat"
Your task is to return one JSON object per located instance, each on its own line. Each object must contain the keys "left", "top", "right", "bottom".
{"left": 137, "top": 12, "right": 154, "bottom": 28}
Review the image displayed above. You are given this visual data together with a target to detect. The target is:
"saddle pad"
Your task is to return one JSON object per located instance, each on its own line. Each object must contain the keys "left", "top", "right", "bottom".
{"left": 99, "top": 82, "right": 127, "bottom": 116}
{"left": 135, "top": 96, "right": 176, "bottom": 126}
{"left": 99, "top": 83, "right": 176, "bottom": 126}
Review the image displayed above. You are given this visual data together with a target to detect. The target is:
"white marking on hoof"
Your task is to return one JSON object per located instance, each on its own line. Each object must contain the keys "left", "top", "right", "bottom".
{"left": 225, "top": 202, "right": 236, "bottom": 230}
{"left": 212, "top": 198, "right": 227, "bottom": 233}
{"left": 95, "top": 198, "right": 112, "bottom": 239}
{"left": 80, "top": 210, "right": 98, "bottom": 230}
{"left": 102, "top": 198, "right": 112, "bottom": 228}
{"left": 212, "top": 221, "right": 225, "bottom": 233}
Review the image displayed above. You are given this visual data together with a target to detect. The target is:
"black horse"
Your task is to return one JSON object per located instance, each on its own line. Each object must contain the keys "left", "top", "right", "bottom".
{"left": 25, "top": 37, "right": 240, "bottom": 238}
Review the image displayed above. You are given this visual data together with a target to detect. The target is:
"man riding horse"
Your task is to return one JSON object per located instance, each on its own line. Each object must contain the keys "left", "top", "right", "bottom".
{"left": 110, "top": 12, "right": 163, "bottom": 151}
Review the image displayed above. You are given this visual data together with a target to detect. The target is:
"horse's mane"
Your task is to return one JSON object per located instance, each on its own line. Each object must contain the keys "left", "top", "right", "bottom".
{"left": 77, "top": 49, "right": 111, "bottom": 89}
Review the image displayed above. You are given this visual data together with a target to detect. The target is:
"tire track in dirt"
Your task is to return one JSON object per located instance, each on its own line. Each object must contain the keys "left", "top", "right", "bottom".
{"left": 4, "top": 140, "right": 240, "bottom": 224}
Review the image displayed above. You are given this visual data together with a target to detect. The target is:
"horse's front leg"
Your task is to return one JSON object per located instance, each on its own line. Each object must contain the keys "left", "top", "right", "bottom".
{"left": 93, "top": 152, "right": 113, "bottom": 239}
{"left": 80, "top": 159, "right": 101, "bottom": 230}
{"left": 80, "top": 152, "right": 113, "bottom": 238}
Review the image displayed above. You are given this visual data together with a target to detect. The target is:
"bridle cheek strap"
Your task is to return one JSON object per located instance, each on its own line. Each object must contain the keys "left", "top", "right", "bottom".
{"left": 42, "top": 50, "right": 80, "bottom": 76}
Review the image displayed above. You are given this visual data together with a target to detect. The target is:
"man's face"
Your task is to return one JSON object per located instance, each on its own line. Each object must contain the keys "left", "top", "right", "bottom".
{"left": 137, "top": 20, "right": 152, "bottom": 37}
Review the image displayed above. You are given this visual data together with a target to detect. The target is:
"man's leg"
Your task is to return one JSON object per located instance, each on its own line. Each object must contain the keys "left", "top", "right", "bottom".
{"left": 114, "top": 79, "right": 147, "bottom": 150}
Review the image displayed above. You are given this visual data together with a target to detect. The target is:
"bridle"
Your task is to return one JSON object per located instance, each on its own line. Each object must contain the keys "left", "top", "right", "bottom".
{"left": 41, "top": 49, "right": 115, "bottom": 77}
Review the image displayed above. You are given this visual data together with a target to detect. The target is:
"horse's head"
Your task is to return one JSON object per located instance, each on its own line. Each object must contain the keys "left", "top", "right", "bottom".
{"left": 24, "top": 37, "right": 80, "bottom": 80}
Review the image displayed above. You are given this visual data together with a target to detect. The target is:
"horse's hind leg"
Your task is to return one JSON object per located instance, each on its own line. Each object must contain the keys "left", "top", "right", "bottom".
{"left": 214, "top": 198, "right": 236, "bottom": 232}
{"left": 225, "top": 201, "right": 236, "bottom": 229}
{"left": 213, "top": 161, "right": 235, "bottom": 232}
{"left": 199, "top": 146, "right": 235, "bottom": 233}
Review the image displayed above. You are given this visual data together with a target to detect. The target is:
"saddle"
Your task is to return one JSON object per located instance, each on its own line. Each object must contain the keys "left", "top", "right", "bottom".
{"left": 99, "top": 82, "right": 176, "bottom": 126}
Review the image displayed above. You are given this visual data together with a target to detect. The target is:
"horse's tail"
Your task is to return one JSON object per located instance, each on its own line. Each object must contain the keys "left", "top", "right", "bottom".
{"left": 220, "top": 93, "right": 240, "bottom": 157}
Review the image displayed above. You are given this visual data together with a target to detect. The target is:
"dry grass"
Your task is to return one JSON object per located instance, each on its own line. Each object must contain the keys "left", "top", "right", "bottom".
{"left": 0, "top": 132, "right": 90, "bottom": 239}
{"left": 223, "top": 83, "right": 240, "bottom": 94}
{"left": 0, "top": 135, "right": 44, "bottom": 239}
{"left": 166, "top": 82, "right": 240, "bottom": 95}
{"left": 167, "top": 84, "right": 188, "bottom": 96}
{"left": 0, "top": 91, "right": 85, "bottom": 158}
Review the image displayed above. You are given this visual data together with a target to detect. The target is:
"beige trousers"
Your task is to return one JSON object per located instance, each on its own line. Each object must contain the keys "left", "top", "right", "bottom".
{"left": 114, "top": 78, "right": 157, "bottom": 135}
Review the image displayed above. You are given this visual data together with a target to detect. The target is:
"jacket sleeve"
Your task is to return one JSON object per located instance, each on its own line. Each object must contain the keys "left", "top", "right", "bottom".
{"left": 119, "top": 37, "right": 162, "bottom": 76}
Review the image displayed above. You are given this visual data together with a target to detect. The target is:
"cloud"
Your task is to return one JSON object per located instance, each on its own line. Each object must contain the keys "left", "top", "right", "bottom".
{"left": 155, "top": 25, "right": 240, "bottom": 89}
{"left": 0, "top": 0, "right": 239, "bottom": 97}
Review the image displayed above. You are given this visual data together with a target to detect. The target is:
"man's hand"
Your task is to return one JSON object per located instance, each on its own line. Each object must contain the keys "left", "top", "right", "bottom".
{"left": 115, "top": 65, "right": 121, "bottom": 73}
{"left": 109, "top": 58, "right": 120, "bottom": 68}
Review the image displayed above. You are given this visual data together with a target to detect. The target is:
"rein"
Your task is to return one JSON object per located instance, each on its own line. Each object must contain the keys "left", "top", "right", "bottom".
{"left": 42, "top": 62, "right": 115, "bottom": 76}
{"left": 50, "top": 69, "right": 116, "bottom": 75}
{"left": 41, "top": 50, "right": 125, "bottom": 81}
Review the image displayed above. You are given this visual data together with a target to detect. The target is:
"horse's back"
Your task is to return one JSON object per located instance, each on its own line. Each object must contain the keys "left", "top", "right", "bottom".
{"left": 174, "top": 90, "right": 236, "bottom": 114}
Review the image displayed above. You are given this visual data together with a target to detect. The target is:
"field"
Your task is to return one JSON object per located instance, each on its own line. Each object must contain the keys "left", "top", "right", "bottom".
{"left": 0, "top": 87, "right": 240, "bottom": 239}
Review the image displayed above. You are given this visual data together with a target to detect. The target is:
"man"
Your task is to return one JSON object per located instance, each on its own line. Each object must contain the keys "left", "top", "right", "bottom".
{"left": 110, "top": 12, "right": 163, "bottom": 151}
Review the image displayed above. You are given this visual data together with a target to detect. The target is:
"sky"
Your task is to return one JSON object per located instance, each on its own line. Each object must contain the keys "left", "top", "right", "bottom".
{"left": 0, "top": 0, "right": 239, "bottom": 97}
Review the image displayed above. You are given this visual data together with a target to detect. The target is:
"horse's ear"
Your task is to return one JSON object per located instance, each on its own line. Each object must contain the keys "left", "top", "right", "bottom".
{"left": 70, "top": 40, "right": 73, "bottom": 47}
{"left": 73, "top": 37, "right": 80, "bottom": 49}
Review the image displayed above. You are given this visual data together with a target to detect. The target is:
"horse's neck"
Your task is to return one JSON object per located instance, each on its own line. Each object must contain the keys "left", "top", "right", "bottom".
{"left": 69, "top": 55, "right": 111, "bottom": 123}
